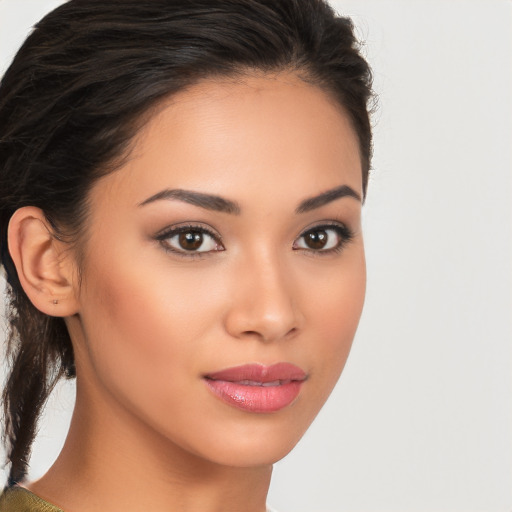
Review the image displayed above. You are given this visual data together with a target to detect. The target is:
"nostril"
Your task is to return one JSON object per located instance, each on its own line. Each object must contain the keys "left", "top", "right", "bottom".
{"left": 241, "top": 330, "right": 260, "bottom": 338}
{"left": 240, "top": 326, "right": 298, "bottom": 343}
{"left": 283, "top": 327, "right": 299, "bottom": 341}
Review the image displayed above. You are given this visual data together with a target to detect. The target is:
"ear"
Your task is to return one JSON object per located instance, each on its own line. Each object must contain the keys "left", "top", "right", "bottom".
{"left": 7, "top": 206, "right": 79, "bottom": 317}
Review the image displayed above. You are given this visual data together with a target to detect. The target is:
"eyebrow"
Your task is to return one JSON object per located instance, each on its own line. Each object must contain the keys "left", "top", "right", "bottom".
{"left": 295, "top": 185, "right": 361, "bottom": 213}
{"left": 138, "top": 184, "right": 361, "bottom": 214}
{"left": 138, "top": 189, "right": 241, "bottom": 214}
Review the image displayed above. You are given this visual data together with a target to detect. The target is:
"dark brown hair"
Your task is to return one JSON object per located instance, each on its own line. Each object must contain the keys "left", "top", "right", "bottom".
{"left": 0, "top": 0, "right": 373, "bottom": 486}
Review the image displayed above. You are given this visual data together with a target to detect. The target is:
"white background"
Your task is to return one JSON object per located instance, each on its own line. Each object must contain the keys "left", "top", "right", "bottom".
{"left": 1, "top": 1, "right": 511, "bottom": 511}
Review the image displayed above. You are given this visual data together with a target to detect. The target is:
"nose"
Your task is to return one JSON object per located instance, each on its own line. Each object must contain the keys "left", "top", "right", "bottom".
{"left": 223, "top": 252, "right": 303, "bottom": 343}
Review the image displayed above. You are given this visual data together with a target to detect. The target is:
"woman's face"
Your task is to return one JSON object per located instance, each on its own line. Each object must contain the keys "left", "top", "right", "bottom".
{"left": 67, "top": 73, "right": 366, "bottom": 467}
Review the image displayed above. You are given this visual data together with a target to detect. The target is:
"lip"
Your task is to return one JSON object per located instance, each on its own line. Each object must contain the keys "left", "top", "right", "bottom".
{"left": 204, "top": 363, "right": 307, "bottom": 413}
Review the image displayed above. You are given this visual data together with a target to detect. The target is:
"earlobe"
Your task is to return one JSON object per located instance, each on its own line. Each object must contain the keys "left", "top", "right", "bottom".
{"left": 7, "top": 206, "right": 79, "bottom": 317}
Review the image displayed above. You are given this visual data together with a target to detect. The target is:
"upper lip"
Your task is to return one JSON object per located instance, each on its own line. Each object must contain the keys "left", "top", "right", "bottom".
{"left": 204, "top": 362, "right": 307, "bottom": 383}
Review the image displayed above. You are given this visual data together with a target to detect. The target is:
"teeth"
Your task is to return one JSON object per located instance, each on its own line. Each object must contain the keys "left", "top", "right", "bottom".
{"left": 238, "top": 380, "right": 283, "bottom": 386}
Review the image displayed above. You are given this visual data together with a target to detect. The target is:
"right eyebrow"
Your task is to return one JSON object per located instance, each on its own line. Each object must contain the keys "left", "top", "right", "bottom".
{"left": 138, "top": 188, "right": 241, "bottom": 215}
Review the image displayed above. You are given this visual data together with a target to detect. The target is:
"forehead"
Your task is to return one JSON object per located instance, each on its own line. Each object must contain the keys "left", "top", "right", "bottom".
{"left": 91, "top": 73, "right": 363, "bottom": 210}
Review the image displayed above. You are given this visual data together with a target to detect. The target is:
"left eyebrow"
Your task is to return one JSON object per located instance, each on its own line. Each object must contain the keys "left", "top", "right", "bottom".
{"left": 295, "top": 185, "right": 361, "bottom": 214}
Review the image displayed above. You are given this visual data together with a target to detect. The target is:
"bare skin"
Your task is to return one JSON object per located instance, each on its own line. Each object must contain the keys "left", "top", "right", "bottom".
{"left": 11, "top": 72, "right": 366, "bottom": 512}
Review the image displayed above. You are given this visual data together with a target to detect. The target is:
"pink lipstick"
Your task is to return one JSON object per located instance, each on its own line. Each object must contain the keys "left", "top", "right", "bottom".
{"left": 204, "top": 363, "right": 307, "bottom": 413}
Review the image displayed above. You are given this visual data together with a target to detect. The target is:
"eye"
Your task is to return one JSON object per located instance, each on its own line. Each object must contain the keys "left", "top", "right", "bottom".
{"left": 156, "top": 225, "right": 224, "bottom": 255}
{"left": 293, "top": 224, "right": 353, "bottom": 253}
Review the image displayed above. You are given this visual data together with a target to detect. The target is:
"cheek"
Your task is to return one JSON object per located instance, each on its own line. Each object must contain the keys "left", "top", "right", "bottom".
{"left": 81, "top": 248, "right": 215, "bottom": 348}
{"left": 307, "top": 250, "right": 366, "bottom": 385}
{"left": 76, "top": 259, "right": 189, "bottom": 406}
{"left": 75, "top": 250, "right": 229, "bottom": 407}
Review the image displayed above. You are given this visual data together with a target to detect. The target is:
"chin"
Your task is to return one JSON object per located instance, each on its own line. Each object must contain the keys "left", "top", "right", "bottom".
{"left": 203, "top": 433, "right": 301, "bottom": 468}
{"left": 180, "top": 409, "right": 314, "bottom": 468}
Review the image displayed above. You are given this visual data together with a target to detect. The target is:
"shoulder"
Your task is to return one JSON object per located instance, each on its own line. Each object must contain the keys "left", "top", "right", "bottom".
{"left": 0, "top": 486, "right": 64, "bottom": 512}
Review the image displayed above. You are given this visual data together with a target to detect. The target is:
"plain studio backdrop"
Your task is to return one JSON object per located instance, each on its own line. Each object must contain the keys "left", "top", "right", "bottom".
{"left": 0, "top": 1, "right": 511, "bottom": 511}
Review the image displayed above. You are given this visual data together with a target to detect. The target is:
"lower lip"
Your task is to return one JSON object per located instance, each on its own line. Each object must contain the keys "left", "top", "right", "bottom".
{"left": 204, "top": 379, "right": 304, "bottom": 413}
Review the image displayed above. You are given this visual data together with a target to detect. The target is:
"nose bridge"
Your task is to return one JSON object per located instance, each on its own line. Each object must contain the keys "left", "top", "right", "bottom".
{"left": 224, "top": 245, "right": 301, "bottom": 342}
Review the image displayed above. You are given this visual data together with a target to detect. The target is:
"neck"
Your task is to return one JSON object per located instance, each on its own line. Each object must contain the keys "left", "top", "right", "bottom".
{"left": 28, "top": 380, "right": 273, "bottom": 512}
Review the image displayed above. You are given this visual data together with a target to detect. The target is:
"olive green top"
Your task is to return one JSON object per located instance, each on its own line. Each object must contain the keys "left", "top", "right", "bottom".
{"left": 0, "top": 486, "right": 63, "bottom": 512}
{"left": 0, "top": 486, "right": 278, "bottom": 511}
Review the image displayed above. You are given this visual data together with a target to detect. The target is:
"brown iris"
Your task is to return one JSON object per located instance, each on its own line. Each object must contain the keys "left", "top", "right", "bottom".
{"left": 304, "top": 230, "right": 328, "bottom": 249}
{"left": 179, "top": 231, "right": 203, "bottom": 250}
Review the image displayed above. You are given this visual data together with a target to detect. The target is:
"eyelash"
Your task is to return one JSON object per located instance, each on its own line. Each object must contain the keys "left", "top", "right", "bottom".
{"left": 293, "top": 222, "right": 354, "bottom": 257}
{"left": 155, "top": 222, "right": 354, "bottom": 259}
{"left": 155, "top": 224, "right": 223, "bottom": 259}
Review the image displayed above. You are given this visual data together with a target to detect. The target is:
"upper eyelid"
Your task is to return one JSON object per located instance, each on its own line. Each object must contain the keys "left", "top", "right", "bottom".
{"left": 155, "top": 223, "right": 222, "bottom": 240}
{"left": 156, "top": 220, "right": 349, "bottom": 236}
{"left": 298, "top": 220, "right": 351, "bottom": 235}
{"left": 298, "top": 224, "right": 353, "bottom": 240}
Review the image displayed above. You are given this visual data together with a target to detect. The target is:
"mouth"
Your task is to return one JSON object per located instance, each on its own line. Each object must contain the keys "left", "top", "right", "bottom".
{"left": 203, "top": 363, "right": 307, "bottom": 413}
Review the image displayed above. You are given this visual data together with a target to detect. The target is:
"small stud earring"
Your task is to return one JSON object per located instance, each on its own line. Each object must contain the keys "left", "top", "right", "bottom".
{"left": 52, "top": 299, "right": 59, "bottom": 305}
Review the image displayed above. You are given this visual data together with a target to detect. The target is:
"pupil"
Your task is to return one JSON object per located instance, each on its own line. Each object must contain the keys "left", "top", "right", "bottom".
{"left": 179, "top": 231, "right": 203, "bottom": 250}
{"left": 306, "top": 230, "right": 327, "bottom": 249}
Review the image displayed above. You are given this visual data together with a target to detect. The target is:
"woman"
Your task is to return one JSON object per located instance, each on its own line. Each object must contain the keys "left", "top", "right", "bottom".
{"left": 0, "top": 0, "right": 373, "bottom": 510}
